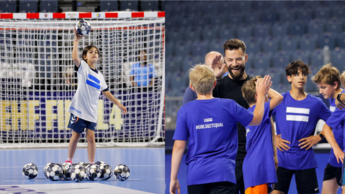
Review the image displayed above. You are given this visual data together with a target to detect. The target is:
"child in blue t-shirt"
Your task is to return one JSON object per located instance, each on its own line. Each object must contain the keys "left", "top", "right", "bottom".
{"left": 272, "top": 60, "right": 332, "bottom": 194}
{"left": 311, "top": 64, "right": 344, "bottom": 193}
{"left": 170, "top": 65, "right": 272, "bottom": 194}
{"left": 241, "top": 76, "right": 283, "bottom": 194}
{"left": 322, "top": 71, "right": 345, "bottom": 192}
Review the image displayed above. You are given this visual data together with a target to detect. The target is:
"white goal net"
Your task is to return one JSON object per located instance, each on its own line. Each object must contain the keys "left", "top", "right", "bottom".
{"left": 0, "top": 12, "right": 165, "bottom": 148}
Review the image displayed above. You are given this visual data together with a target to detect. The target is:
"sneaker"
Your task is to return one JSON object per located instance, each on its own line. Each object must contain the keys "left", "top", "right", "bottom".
{"left": 65, "top": 160, "right": 72, "bottom": 164}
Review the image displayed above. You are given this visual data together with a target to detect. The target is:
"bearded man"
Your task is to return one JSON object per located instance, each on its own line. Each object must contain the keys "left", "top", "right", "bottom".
{"left": 213, "top": 39, "right": 252, "bottom": 194}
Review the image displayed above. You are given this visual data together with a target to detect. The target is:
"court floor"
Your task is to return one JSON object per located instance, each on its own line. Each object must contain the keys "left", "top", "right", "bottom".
{"left": 0, "top": 148, "right": 164, "bottom": 194}
{"left": 165, "top": 153, "right": 342, "bottom": 194}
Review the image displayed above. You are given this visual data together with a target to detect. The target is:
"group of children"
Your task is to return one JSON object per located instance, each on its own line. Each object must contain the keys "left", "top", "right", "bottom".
{"left": 170, "top": 38, "right": 345, "bottom": 194}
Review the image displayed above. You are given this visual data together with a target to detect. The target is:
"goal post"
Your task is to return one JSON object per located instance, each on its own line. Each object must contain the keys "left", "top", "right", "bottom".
{"left": 0, "top": 12, "right": 165, "bottom": 148}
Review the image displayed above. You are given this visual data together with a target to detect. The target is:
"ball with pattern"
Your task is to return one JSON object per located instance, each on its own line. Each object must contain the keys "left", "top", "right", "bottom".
{"left": 78, "top": 162, "right": 89, "bottom": 168}
{"left": 75, "top": 20, "right": 91, "bottom": 36}
{"left": 86, "top": 164, "right": 101, "bottom": 181}
{"left": 99, "top": 164, "right": 113, "bottom": 180}
{"left": 62, "top": 163, "right": 72, "bottom": 180}
{"left": 114, "top": 164, "right": 130, "bottom": 181}
{"left": 71, "top": 165, "right": 87, "bottom": 182}
{"left": 22, "top": 163, "right": 38, "bottom": 179}
{"left": 95, "top": 161, "right": 105, "bottom": 166}
{"left": 43, "top": 163, "right": 55, "bottom": 179}
{"left": 46, "top": 164, "right": 63, "bottom": 181}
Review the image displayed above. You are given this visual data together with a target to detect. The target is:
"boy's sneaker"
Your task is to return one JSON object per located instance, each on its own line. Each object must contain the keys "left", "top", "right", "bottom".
{"left": 65, "top": 160, "right": 72, "bottom": 164}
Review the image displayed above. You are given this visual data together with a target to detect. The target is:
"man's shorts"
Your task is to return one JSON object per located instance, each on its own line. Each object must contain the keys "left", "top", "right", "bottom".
{"left": 67, "top": 113, "right": 97, "bottom": 133}
{"left": 274, "top": 167, "right": 319, "bottom": 194}
{"left": 323, "top": 163, "right": 342, "bottom": 186}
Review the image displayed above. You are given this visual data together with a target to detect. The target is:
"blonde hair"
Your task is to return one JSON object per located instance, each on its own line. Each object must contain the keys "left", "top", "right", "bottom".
{"left": 311, "top": 63, "right": 341, "bottom": 89}
{"left": 341, "top": 71, "right": 345, "bottom": 88}
{"left": 189, "top": 64, "right": 216, "bottom": 95}
{"left": 241, "top": 76, "right": 261, "bottom": 105}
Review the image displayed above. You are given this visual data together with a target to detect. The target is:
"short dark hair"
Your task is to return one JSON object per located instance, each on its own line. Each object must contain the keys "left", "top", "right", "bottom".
{"left": 82, "top": 45, "right": 101, "bottom": 63}
{"left": 242, "top": 76, "right": 261, "bottom": 105}
{"left": 223, "top": 39, "right": 246, "bottom": 54}
{"left": 285, "top": 60, "right": 310, "bottom": 77}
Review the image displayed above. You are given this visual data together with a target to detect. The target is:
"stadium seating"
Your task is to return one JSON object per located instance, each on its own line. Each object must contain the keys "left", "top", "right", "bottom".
{"left": 40, "top": 0, "right": 58, "bottom": 12}
{"left": 299, "top": 34, "right": 318, "bottom": 51}
{"left": 100, "top": 1, "right": 119, "bottom": 11}
{"left": 19, "top": 0, "right": 37, "bottom": 13}
{"left": 280, "top": 35, "right": 299, "bottom": 52}
{"left": 119, "top": 0, "right": 138, "bottom": 11}
{"left": 0, "top": 0, "right": 17, "bottom": 13}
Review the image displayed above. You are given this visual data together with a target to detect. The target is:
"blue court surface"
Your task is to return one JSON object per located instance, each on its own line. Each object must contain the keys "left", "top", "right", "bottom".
{"left": 0, "top": 148, "right": 164, "bottom": 194}
{"left": 165, "top": 153, "right": 342, "bottom": 194}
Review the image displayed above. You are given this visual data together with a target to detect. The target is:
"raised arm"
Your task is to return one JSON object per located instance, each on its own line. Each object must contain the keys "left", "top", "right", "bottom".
{"left": 72, "top": 29, "right": 84, "bottom": 67}
{"left": 249, "top": 75, "right": 272, "bottom": 126}
{"left": 268, "top": 88, "right": 283, "bottom": 110}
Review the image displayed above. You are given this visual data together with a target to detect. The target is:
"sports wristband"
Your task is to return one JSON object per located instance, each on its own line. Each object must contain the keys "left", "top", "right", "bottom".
{"left": 337, "top": 93, "right": 343, "bottom": 103}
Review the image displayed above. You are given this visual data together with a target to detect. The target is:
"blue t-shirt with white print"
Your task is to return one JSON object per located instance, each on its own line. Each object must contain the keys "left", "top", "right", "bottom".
{"left": 272, "top": 92, "right": 331, "bottom": 170}
{"left": 327, "top": 90, "right": 345, "bottom": 167}
{"left": 243, "top": 101, "right": 277, "bottom": 191}
{"left": 173, "top": 98, "right": 254, "bottom": 185}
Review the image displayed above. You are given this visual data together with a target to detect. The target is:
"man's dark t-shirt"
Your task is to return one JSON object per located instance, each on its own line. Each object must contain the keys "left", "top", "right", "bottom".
{"left": 213, "top": 75, "right": 251, "bottom": 160}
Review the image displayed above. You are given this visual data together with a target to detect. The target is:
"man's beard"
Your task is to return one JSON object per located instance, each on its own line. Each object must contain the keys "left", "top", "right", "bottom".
{"left": 227, "top": 65, "right": 245, "bottom": 80}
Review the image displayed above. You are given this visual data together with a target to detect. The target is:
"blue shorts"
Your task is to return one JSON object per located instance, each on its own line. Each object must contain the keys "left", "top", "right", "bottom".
{"left": 67, "top": 114, "right": 97, "bottom": 133}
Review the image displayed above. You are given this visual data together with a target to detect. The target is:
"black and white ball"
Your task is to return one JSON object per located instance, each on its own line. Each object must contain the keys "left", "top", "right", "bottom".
{"left": 78, "top": 162, "right": 89, "bottom": 168}
{"left": 62, "top": 163, "right": 72, "bottom": 180}
{"left": 22, "top": 163, "right": 38, "bottom": 179}
{"left": 43, "top": 163, "right": 55, "bottom": 179}
{"left": 71, "top": 165, "right": 87, "bottom": 182}
{"left": 114, "top": 164, "right": 130, "bottom": 181}
{"left": 95, "top": 161, "right": 105, "bottom": 166}
{"left": 46, "top": 163, "right": 63, "bottom": 181}
{"left": 99, "top": 164, "right": 113, "bottom": 180}
{"left": 86, "top": 164, "right": 101, "bottom": 181}
{"left": 75, "top": 19, "right": 91, "bottom": 36}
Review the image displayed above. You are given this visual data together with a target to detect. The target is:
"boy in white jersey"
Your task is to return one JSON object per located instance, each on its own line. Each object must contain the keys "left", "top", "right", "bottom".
{"left": 65, "top": 29, "right": 127, "bottom": 164}
{"left": 312, "top": 64, "right": 344, "bottom": 194}
{"left": 272, "top": 60, "right": 332, "bottom": 194}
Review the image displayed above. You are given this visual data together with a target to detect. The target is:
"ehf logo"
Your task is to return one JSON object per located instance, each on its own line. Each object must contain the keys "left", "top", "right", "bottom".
{"left": 96, "top": 13, "right": 101, "bottom": 18}
{"left": 246, "top": 128, "right": 250, "bottom": 136}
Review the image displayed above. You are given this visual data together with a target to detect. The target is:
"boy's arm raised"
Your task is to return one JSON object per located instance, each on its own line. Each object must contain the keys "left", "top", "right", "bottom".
{"left": 72, "top": 29, "right": 83, "bottom": 67}
{"left": 268, "top": 88, "right": 283, "bottom": 110}
{"left": 249, "top": 75, "right": 272, "bottom": 126}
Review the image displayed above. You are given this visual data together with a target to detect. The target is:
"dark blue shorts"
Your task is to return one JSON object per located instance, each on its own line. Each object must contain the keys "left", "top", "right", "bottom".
{"left": 67, "top": 114, "right": 97, "bottom": 133}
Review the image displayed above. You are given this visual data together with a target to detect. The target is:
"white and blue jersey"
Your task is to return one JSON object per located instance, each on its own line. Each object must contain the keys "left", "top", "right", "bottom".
{"left": 327, "top": 90, "right": 345, "bottom": 167}
{"left": 243, "top": 101, "right": 277, "bottom": 191}
{"left": 272, "top": 92, "right": 331, "bottom": 170}
{"left": 68, "top": 61, "right": 108, "bottom": 123}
